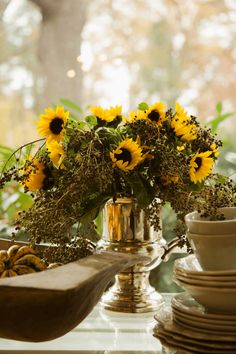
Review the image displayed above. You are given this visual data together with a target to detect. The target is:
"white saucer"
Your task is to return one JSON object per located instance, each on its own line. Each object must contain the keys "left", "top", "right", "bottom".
{"left": 174, "top": 268, "right": 236, "bottom": 282}
{"left": 172, "top": 311, "right": 236, "bottom": 334}
{"left": 174, "top": 270, "right": 236, "bottom": 287}
{"left": 172, "top": 292, "right": 236, "bottom": 321}
{"left": 172, "top": 307, "right": 236, "bottom": 326}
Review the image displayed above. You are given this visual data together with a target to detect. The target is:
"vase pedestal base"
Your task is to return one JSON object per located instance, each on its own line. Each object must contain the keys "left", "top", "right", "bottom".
{"left": 98, "top": 198, "right": 166, "bottom": 313}
{"left": 100, "top": 271, "right": 164, "bottom": 313}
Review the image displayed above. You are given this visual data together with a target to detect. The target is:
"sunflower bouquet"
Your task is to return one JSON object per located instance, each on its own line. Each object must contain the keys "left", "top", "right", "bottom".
{"left": 0, "top": 101, "right": 235, "bottom": 262}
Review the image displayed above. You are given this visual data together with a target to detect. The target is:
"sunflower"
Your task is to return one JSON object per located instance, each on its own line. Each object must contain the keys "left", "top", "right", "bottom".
{"left": 210, "top": 143, "right": 219, "bottom": 157}
{"left": 47, "top": 141, "right": 64, "bottom": 169}
{"left": 161, "top": 175, "right": 179, "bottom": 186}
{"left": 21, "top": 157, "right": 48, "bottom": 192}
{"left": 90, "top": 105, "right": 122, "bottom": 123}
{"left": 189, "top": 151, "right": 214, "bottom": 184}
{"left": 171, "top": 102, "right": 197, "bottom": 141}
{"left": 37, "top": 106, "right": 69, "bottom": 143}
{"left": 146, "top": 102, "right": 166, "bottom": 126}
{"left": 109, "top": 105, "right": 122, "bottom": 119}
{"left": 110, "top": 138, "right": 144, "bottom": 172}
{"left": 177, "top": 144, "right": 185, "bottom": 151}
{"left": 124, "top": 110, "right": 147, "bottom": 124}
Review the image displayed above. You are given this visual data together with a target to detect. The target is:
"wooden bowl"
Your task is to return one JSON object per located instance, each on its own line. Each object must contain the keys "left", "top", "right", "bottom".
{"left": 0, "top": 239, "right": 144, "bottom": 342}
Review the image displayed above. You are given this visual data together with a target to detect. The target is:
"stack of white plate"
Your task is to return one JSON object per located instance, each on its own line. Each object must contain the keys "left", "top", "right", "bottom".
{"left": 153, "top": 254, "right": 236, "bottom": 353}
{"left": 173, "top": 254, "right": 236, "bottom": 313}
{"left": 153, "top": 295, "right": 236, "bottom": 354}
{"left": 172, "top": 292, "right": 236, "bottom": 336}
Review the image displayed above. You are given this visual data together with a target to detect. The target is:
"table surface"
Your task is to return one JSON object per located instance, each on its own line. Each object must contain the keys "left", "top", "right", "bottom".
{"left": 0, "top": 294, "right": 175, "bottom": 354}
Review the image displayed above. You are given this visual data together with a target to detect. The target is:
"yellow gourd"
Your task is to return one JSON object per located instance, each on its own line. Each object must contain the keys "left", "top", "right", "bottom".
{"left": 0, "top": 245, "right": 47, "bottom": 277}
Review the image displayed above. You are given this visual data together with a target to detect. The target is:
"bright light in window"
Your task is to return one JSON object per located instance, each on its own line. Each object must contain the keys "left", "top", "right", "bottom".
{"left": 67, "top": 69, "right": 76, "bottom": 78}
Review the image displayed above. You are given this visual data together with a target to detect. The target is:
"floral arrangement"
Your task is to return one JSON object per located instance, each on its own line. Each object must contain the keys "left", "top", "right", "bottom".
{"left": 0, "top": 101, "right": 235, "bottom": 262}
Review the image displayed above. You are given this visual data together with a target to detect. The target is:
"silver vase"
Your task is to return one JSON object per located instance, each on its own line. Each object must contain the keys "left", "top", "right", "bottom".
{"left": 97, "top": 197, "right": 170, "bottom": 313}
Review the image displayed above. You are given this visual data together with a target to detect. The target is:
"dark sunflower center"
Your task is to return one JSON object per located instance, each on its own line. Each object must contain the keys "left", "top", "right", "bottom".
{"left": 42, "top": 167, "right": 54, "bottom": 190}
{"left": 148, "top": 110, "right": 160, "bottom": 122}
{"left": 114, "top": 148, "right": 132, "bottom": 164}
{"left": 195, "top": 157, "right": 202, "bottom": 171}
{"left": 49, "top": 117, "right": 64, "bottom": 135}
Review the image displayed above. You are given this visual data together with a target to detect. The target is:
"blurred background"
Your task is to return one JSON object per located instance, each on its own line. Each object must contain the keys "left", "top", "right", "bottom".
{"left": 0, "top": 0, "right": 235, "bottom": 291}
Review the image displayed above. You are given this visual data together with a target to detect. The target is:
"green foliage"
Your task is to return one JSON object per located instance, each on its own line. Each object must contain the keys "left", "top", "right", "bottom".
{"left": 58, "top": 98, "right": 84, "bottom": 121}
{"left": 0, "top": 142, "right": 35, "bottom": 224}
{"left": 205, "top": 102, "right": 236, "bottom": 177}
{"left": 188, "top": 181, "right": 204, "bottom": 192}
{"left": 207, "top": 102, "right": 235, "bottom": 134}
{"left": 59, "top": 98, "right": 83, "bottom": 114}
{"left": 0, "top": 184, "right": 32, "bottom": 223}
{"left": 138, "top": 102, "right": 149, "bottom": 111}
{"left": 0, "top": 145, "right": 15, "bottom": 170}
{"left": 123, "top": 172, "right": 154, "bottom": 209}
{"left": 216, "top": 101, "right": 222, "bottom": 114}
{"left": 216, "top": 174, "right": 229, "bottom": 185}
{"left": 80, "top": 193, "right": 111, "bottom": 225}
{"left": 0, "top": 139, "right": 45, "bottom": 174}
{"left": 85, "top": 115, "right": 97, "bottom": 126}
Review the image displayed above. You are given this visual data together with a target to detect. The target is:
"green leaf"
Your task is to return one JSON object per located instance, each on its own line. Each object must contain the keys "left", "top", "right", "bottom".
{"left": 80, "top": 193, "right": 111, "bottom": 224}
{"left": 85, "top": 115, "right": 97, "bottom": 126}
{"left": 188, "top": 181, "right": 205, "bottom": 191}
{"left": 77, "top": 121, "right": 87, "bottom": 129}
{"left": 138, "top": 102, "right": 149, "bottom": 111}
{"left": 0, "top": 145, "right": 15, "bottom": 165}
{"left": 0, "top": 145, "right": 14, "bottom": 154}
{"left": 207, "top": 112, "right": 235, "bottom": 134}
{"left": 68, "top": 111, "right": 80, "bottom": 121}
{"left": 24, "top": 143, "right": 34, "bottom": 158}
{"left": 124, "top": 173, "right": 153, "bottom": 209}
{"left": 16, "top": 190, "right": 33, "bottom": 209}
{"left": 59, "top": 98, "right": 83, "bottom": 114}
{"left": 216, "top": 102, "right": 222, "bottom": 114}
{"left": 216, "top": 174, "right": 229, "bottom": 185}
{"left": 94, "top": 211, "right": 103, "bottom": 236}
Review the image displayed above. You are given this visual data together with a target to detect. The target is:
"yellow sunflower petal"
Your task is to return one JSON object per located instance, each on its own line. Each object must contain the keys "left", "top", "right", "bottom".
{"left": 146, "top": 101, "right": 166, "bottom": 126}
{"left": 90, "top": 105, "right": 122, "bottom": 123}
{"left": 36, "top": 106, "right": 69, "bottom": 143}
{"left": 171, "top": 102, "right": 197, "bottom": 141}
{"left": 47, "top": 141, "right": 65, "bottom": 169}
{"left": 124, "top": 110, "right": 148, "bottom": 123}
{"left": 161, "top": 175, "right": 179, "bottom": 186}
{"left": 210, "top": 143, "right": 219, "bottom": 157}
{"left": 21, "top": 157, "right": 47, "bottom": 192}
{"left": 189, "top": 151, "right": 214, "bottom": 184}
{"left": 177, "top": 145, "right": 185, "bottom": 151}
{"left": 110, "top": 138, "right": 144, "bottom": 172}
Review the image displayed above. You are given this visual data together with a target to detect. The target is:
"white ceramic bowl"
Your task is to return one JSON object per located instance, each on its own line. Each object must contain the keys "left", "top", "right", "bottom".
{"left": 186, "top": 231, "right": 236, "bottom": 271}
{"left": 175, "top": 280, "right": 236, "bottom": 313}
{"left": 174, "top": 255, "right": 236, "bottom": 276}
{"left": 185, "top": 207, "right": 236, "bottom": 235}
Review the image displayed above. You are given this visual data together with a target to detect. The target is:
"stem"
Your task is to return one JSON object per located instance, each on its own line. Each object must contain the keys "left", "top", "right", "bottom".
{"left": 1, "top": 138, "right": 46, "bottom": 176}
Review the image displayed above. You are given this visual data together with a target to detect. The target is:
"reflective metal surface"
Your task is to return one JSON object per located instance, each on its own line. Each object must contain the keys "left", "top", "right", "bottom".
{"left": 97, "top": 198, "right": 166, "bottom": 313}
